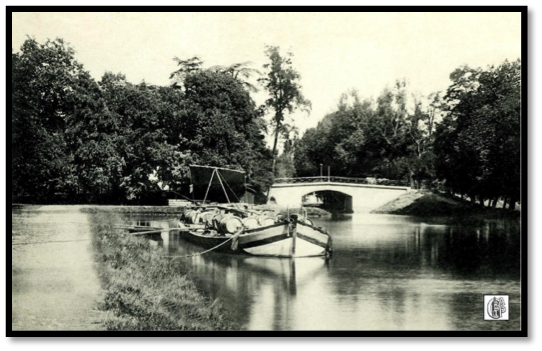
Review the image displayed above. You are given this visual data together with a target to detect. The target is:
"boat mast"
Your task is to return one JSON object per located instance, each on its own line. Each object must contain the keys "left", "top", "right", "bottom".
{"left": 202, "top": 168, "right": 216, "bottom": 204}
{"left": 216, "top": 170, "right": 231, "bottom": 204}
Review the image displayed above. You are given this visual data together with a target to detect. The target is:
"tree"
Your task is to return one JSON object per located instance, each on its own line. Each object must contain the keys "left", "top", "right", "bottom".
{"left": 275, "top": 134, "right": 297, "bottom": 179}
{"left": 467, "top": 60, "right": 520, "bottom": 208}
{"left": 170, "top": 56, "right": 204, "bottom": 88}
{"left": 259, "top": 46, "right": 311, "bottom": 175}
{"left": 400, "top": 93, "right": 442, "bottom": 189}
{"left": 12, "top": 38, "right": 278, "bottom": 204}
{"left": 294, "top": 84, "right": 441, "bottom": 187}
{"left": 294, "top": 91, "right": 375, "bottom": 178}
{"left": 94, "top": 76, "right": 186, "bottom": 201}
{"left": 176, "top": 69, "right": 273, "bottom": 200}
{"left": 12, "top": 38, "right": 93, "bottom": 200}
{"left": 64, "top": 71, "right": 120, "bottom": 199}
{"left": 294, "top": 128, "right": 325, "bottom": 177}
{"left": 434, "top": 60, "right": 521, "bottom": 208}
{"left": 207, "top": 61, "right": 262, "bottom": 93}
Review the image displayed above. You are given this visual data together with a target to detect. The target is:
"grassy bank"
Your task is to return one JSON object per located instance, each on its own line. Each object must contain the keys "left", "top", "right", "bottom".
{"left": 88, "top": 209, "right": 241, "bottom": 331}
{"left": 372, "top": 191, "right": 520, "bottom": 219}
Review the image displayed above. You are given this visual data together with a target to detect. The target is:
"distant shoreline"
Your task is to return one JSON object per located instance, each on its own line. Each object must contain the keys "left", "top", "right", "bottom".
{"left": 13, "top": 197, "right": 520, "bottom": 220}
{"left": 371, "top": 191, "right": 520, "bottom": 220}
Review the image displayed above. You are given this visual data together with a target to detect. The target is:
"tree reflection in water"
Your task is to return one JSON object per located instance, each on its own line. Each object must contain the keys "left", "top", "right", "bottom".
{"left": 135, "top": 214, "right": 520, "bottom": 331}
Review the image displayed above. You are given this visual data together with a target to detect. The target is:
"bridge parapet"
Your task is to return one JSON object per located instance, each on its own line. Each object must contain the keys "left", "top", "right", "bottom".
{"left": 274, "top": 176, "right": 409, "bottom": 187}
{"left": 268, "top": 177, "right": 410, "bottom": 212}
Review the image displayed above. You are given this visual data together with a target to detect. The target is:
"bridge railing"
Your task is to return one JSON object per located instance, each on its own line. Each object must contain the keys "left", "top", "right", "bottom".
{"left": 273, "top": 176, "right": 409, "bottom": 187}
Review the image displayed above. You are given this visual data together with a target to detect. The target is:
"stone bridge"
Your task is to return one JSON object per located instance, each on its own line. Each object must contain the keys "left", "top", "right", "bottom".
{"left": 267, "top": 176, "right": 411, "bottom": 213}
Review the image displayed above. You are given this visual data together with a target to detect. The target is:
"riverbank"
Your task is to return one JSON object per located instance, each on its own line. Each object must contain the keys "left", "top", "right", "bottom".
{"left": 91, "top": 212, "right": 238, "bottom": 330}
{"left": 80, "top": 204, "right": 332, "bottom": 217}
{"left": 82, "top": 205, "right": 187, "bottom": 215}
{"left": 12, "top": 205, "right": 241, "bottom": 331}
{"left": 88, "top": 209, "right": 241, "bottom": 330}
{"left": 371, "top": 191, "right": 520, "bottom": 219}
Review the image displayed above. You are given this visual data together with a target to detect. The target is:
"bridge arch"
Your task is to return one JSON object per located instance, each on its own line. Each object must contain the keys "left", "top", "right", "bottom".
{"left": 302, "top": 190, "right": 354, "bottom": 212}
{"left": 268, "top": 178, "right": 410, "bottom": 213}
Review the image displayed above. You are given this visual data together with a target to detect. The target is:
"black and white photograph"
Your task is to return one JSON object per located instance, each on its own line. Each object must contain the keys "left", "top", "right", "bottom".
{"left": 8, "top": 8, "right": 527, "bottom": 336}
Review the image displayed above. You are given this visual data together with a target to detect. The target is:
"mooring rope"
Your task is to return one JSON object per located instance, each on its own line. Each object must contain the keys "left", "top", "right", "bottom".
{"left": 163, "top": 234, "right": 240, "bottom": 261}
{"left": 217, "top": 171, "right": 241, "bottom": 203}
{"left": 119, "top": 225, "right": 240, "bottom": 260}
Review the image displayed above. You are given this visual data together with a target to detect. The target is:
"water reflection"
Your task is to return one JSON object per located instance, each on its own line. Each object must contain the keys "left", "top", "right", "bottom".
{"left": 164, "top": 231, "right": 328, "bottom": 330}
{"left": 130, "top": 214, "right": 521, "bottom": 331}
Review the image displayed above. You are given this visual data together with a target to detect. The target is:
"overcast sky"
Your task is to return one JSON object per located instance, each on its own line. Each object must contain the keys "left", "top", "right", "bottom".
{"left": 12, "top": 12, "right": 521, "bottom": 136}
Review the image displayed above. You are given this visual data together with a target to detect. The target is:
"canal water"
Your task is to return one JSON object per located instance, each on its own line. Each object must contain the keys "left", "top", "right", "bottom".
{"left": 131, "top": 213, "right": 522, "bottom": 331}
{"left": 12, "top": 206, "right": 104, "bottom": 330}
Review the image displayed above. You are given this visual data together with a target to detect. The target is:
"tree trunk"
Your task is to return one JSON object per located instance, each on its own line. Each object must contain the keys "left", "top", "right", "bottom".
{"left": 271, "top": 136, "right": 279, "bottom": 175}
{"left": 508, "top": 196, "right": 516, "bottom": 210}
{"left": 491, "top": 198, "right": 498, "bottom": 208}
{"left": 502, "top": 197, "right": 507, "bottom": 209}
{"left": 266, "top": 125, "right": 281, "bottom": 199}
{"left": 271, "top": 121, "right": 280, "bottom": 176}
{"left": 271, "top": 158, "right": 277, "bottom": 176}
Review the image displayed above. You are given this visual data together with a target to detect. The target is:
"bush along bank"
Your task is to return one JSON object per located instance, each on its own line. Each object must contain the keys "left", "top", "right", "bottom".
{"left": 89, "top": 211, "right": 241, "bottom": 331}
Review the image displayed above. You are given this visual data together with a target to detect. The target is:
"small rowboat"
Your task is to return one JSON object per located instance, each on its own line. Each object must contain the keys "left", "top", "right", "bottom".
{"left": 127, "top": 226, "right": 163, "bottom": 233}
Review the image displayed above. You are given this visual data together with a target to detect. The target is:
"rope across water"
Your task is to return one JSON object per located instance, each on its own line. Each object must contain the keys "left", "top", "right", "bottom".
{"left": 162, "top": 234, "right": 238, "bottom": 261}
{"left": 124, "top": 226, "right": 241, "bottom": 260}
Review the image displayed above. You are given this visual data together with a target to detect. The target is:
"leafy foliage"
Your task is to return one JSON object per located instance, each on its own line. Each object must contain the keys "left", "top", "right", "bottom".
{"left": 434, "top": 60, "right": 521, "bottom": 208}
{"left": 12, "top": 38, "right": 272, "bottom": 203}
{"left": 259, "top": 46, "right": 311, "bottom": 175}
{"left": 12, "top": 38, "right": 90, "bottom": 199}
{"left": 11, "top": 38, "right": 521, "bottom": 209}
{"left": 295, "top": 84, "right": 436, "bottom": 185}
{"left": 295, "top": 60, "right": 521, "bottom": 209}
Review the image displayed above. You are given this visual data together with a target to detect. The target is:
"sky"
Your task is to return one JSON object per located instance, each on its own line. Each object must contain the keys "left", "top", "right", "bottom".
{"left": 11, "top": 11, "right": 522, "bottom": 137}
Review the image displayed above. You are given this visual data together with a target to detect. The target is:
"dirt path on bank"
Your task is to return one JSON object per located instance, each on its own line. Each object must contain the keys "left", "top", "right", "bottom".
{"left": 11, "top": 206, "right": 104, "bottom": 331}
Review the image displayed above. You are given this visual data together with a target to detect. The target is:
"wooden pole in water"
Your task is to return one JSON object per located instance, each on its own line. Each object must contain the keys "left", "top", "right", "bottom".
{"left": 286, "top": 206, "right": 289, "bottom": 221}
{"left": 290, "top": 214, "right": 297, "bottom": 257}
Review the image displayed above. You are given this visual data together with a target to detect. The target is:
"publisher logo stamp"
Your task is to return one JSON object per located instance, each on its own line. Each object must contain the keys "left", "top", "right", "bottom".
{"left": 484, "top": 295, "right": 509, "bottom": 320}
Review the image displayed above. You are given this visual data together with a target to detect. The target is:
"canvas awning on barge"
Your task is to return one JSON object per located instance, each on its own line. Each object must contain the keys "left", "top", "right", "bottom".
{"left": 189, "top": 165, "right": 246, "bottom": 203}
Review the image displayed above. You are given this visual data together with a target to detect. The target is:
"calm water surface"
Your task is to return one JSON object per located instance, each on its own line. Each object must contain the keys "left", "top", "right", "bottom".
{"left": 12, "top": 207, "right": 103, "bottom": 330}
{"left": 132, "top": 213, "right": 521, "bottom": 331}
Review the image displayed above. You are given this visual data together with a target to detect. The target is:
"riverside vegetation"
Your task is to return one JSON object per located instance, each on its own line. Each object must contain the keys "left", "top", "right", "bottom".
{"left": 13, "top": 34, "right": 521, "bottom": 332}
{"left": 88, "top": 209, "right": 240, "bottom": 330}
{"left": 13, "top": 38, "right": 521, "bottom": 211}
{"left": 372, "top": 190, "right": 521, "bottom": 223}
